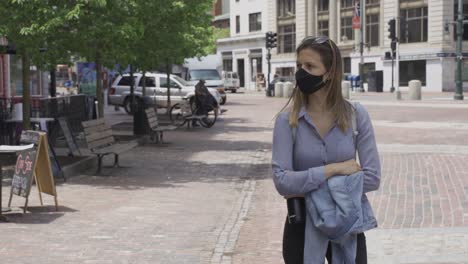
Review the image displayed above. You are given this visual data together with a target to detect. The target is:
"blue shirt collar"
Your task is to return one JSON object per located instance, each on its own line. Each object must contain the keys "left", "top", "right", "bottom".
{"left": 298, "top": 106, "right": 307, "bottom": 119}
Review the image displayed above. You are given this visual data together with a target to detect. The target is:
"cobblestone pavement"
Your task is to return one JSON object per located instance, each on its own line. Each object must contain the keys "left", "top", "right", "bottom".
{"left": 2, "top": 92, "right": 468, "bottom": 263}
{"left": 0, "top": 93, "right": 280, "bottom": 264}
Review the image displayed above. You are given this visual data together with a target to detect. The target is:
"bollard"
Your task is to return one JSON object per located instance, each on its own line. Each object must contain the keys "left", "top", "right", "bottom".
{"left": 283, "top": 82, "right": 294, "bottom": 98}
{"left": 342, "top": 81, "right": 351, "bottom": 99}
{"left": 408, "top": 80, "right": 422, "bottom": 100}
{"left": 275, "top": 82, "right": 284, "bottom": 98}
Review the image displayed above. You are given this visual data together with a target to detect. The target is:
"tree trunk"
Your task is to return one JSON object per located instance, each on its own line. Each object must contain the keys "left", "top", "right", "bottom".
{"left": 21, "top": 52, "right": 31, "bottom": 130}
{"left": 95, "top": 52, "right": 104, "bottom": 118}
{"left": 142, "top": 71, "right": 146, "bottom": 97}
{"left": 50, "top": 67, "right": 56, "bottom": 97}
{"left": 166, "top": 62, "right": 171, "bottom": 115}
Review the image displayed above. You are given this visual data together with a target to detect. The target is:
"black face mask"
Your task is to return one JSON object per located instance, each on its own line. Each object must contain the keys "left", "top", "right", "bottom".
{"left": 295, "top": 68, "right": 327, "bottom": 95}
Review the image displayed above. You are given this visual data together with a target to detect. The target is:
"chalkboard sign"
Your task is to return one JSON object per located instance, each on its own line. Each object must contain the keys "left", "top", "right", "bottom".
{"left": 20, "top": 130, "right": 64, "bottom": 181}
{"left": 9, "top": 131, "right": 59, "bottom": 213}
{"left": 11, "top": 150, "right": 37, "bottom": 197}
{"left": 58, "top": 117, "right": 81, "bottom": 156}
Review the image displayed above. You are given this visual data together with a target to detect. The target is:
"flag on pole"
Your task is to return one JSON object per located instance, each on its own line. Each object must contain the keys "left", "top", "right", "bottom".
{"left": 352, "top": 0, "right": 361, "bottom": 29}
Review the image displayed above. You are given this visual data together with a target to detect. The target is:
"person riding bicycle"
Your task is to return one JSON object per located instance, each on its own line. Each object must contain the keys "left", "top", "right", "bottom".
{"left": 193, "top": 79, "right": 218, "bottom": 126}
{"left": 195, "top": 80, "right": 218, "bottom": 112}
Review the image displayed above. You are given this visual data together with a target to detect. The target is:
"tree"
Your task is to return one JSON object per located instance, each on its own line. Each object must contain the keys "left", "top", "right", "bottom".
{"left": 0, "top": 0, "right": 64, "bottom": 129}
{"left": 131, "top": 0, "right": 214, "bottom": 114}
{"left": 65, "top": 0, "right": 141, "bottom": 118}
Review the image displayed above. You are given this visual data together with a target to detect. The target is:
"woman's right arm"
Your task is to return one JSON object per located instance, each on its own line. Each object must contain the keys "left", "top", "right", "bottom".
{"left": 271, "top": 114, "right": 347, "bottom": 196}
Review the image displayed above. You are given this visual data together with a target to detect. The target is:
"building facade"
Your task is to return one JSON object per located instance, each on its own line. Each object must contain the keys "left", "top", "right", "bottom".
{"left": 213, "top": 0, "right": 230, "bottom": 29}
{"left": 267, "top": 0, "right": 468, "bottom": 92}
{"left": 216, "top": 0, "right": 269, "bottom": 90}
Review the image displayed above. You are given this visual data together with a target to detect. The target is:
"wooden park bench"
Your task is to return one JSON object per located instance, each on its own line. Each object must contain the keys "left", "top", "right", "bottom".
{"left": 145, "top": 108, "right": 177, "bottom": 144}
{"left": 81, "top": 119, "right": 138, "bottom": 174}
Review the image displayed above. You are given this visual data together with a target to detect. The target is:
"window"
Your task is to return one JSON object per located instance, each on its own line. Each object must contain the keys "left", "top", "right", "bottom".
{"left": 340, "top": 0, "right": 354, "bottom": 41}
{"left": 278, "top": 24, "right": 296, "bottom": 54}
{"left": 277, "top": 67, "right": 295, "bottom": 82}
{"left": 362, "top": 63, "right": 375, "bottom": 83}
{"left": 236, "top": 16, "right": 240, "bottom": 33}
{"left": 317, "top": 0, "right": 329, "bottom": 37}
{"left": 341, "top": 17, "right": 353, "bottom": 41}
{"left": 400, "top": 3, "right": 428, "bottom": 43}
{"left": 366, "top": 14, "right": 379, "bottom": 46}
{"left": 318, "top": 0, "right": 329, "bottom": 12}
{"left": 341, "top": 0, "right": 354, "bottom": 8}
{"left": 454, "top": 3, "right": 468, "bottom": 40}
{"left": 318, "top": 20, "right": 329, "bottom": 37}
{"left": 138, "top": 77, "right": 156, "bottom": 87}
{"left": 249, "top": 13, "right": 262, "bottom": 32}
{"left": 117, "top": 76, "right": 135, "bottom": 86}
{"left": 365, "top": 0, "right": 380, "bottom": 47}
{"left": 399, "top": 60, "right": 426, "bottom": 86}
{"left": 250, "top": 52, "right": 263, "bottom": 81}
{"left": 223, "top": 59, "right": 233, "bottom": 72}
{"left": 343, "top": 57, "right": 351, "bottom": 74}
{"left": 278, "top": 0, "right": 295, "bottom": 17}
{"left": 159, "top": 77, "right": 180, "bottom": 89}
{"left": 9, "top": 55, "right": 45, "bottom": 96}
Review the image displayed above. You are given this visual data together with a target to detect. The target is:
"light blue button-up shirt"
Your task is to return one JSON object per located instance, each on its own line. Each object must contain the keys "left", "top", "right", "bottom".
{"left": 272, "top": 102, "right": 381, "bottom": 196}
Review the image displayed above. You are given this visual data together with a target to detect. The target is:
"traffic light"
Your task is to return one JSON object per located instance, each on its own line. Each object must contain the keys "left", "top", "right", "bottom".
{"left": 390, "top": 40, "right": 396, "bottom": 58}
{"left": 265, "top": 31, "right": 277, "bottom": 49}
{"left": 387, "top": 18, "right": 396, "bottom": 41}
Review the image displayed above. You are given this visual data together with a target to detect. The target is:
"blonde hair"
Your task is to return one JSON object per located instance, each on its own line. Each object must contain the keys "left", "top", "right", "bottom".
{"left": 283, "top": 37, "right": 352, "bottom": 133}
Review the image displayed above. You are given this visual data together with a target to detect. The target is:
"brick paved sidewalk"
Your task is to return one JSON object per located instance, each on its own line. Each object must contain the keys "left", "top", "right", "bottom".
{"left": 2, "top": 92, "right": 468, "bottom": 264}
{"left": 230, "top": 93, "right": 468, "bottom": 264}
{"left": 0, "top": 96, "right": 281, "bottom": 264}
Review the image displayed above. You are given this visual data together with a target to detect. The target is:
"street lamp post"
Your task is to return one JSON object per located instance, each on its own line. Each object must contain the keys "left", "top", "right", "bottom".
{"left": 455, "top": 0, "right": 464, "bottom": 100}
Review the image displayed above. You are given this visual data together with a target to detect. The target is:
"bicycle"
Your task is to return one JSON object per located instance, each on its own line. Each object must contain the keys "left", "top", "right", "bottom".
{"left": 169, "top": 97, "right": 218, "bottom": 128}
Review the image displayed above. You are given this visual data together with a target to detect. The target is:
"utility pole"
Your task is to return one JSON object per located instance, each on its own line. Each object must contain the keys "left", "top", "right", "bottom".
{"left": 358, "top": 0, "right": 365, "bottom": 92}
{"left": 388, "top": 19, "right": 396, "bottom": 93}
{"left": 395, "top": 16, "right": 401, "bottom": 100}
{"left": 455, "top": 0, "right": 464, "bottom": 100}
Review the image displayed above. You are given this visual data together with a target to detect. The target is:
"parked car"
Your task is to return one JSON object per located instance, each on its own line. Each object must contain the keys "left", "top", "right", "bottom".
{"left": 186, "top": 69, "right": 227, "bottom": 105}
{"left": 223, "top": 71, "right": 240, "bottom": 93}
{"left": 108, "top": 72, "right": 222, "bottom": 114}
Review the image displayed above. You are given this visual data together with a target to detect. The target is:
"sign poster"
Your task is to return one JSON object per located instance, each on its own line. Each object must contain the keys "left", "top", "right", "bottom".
{"left": 11, "top": 150, "right": 37, "bottom": 198}
{"left": 352, "top": 1, "right": 361, "bottom": 29}
{"left": 77, "top": 62, "right": 97, "bottom": 96}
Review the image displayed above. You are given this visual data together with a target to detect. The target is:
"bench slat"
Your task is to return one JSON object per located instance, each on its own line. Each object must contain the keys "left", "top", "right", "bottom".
{"left": 85, "top": 129, "right": 113, "bottom": 142}
{"left": 84, "top": 124, "right": 112, "bottom": 135}
{"left": 153, "top": 125, "right": 177, "bottom": 131}
{"left": 93, "top": 142, "right": 138, "bottom": 155}
{"left": 82, "top": 118, "right": 106, "bottom": 128}
{"left": 145, "top": 109, "right": 157, "bottom": 118}
{"left": 88, "top": 136, "right": 115, "bottom": 150}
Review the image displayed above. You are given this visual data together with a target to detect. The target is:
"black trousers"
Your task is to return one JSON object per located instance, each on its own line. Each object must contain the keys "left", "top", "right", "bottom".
{"left": 282, "top": 217, "right": 367, "bottom": 264}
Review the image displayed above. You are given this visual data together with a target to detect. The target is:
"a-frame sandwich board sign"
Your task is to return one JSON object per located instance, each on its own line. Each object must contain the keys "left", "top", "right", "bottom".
{"left": 9, "top": 131, "right": 59, "bottom": 213}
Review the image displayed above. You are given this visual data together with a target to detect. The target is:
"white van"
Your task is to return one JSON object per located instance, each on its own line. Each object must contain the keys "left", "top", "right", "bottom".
{"left": 223, "top": 71, "right": 240, "bottom": 93}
